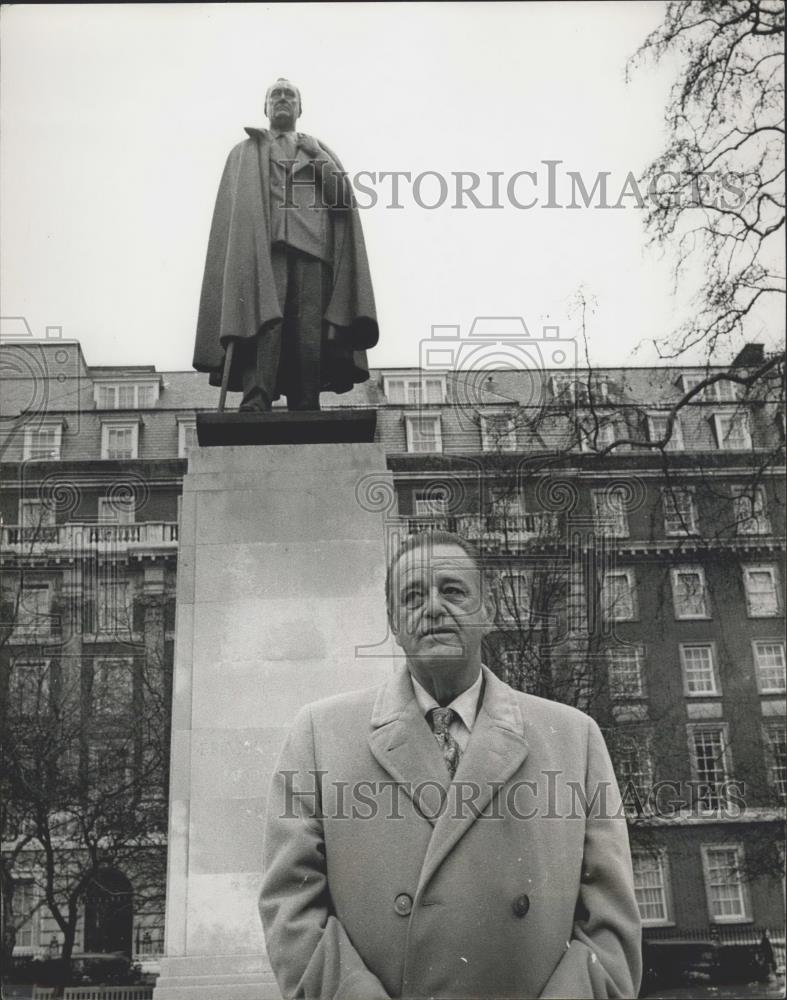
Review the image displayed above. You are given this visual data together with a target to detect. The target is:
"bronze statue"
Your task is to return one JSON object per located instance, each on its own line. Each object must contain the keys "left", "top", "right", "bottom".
{"left": 193, "top": 78, "right": 378, "bottom": 412}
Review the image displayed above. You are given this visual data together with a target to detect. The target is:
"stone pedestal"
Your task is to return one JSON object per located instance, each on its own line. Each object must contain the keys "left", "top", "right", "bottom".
{"left": 154, "top": 443, "right": 396, "bottom": 999}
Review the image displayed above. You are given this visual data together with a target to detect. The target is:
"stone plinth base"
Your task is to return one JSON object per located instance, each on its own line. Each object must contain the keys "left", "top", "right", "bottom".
{"left": 154, "top": 443, "right": 396, "bottom": 999}
{"left": 196, "top": 409, "right": 377, "bottom": 446}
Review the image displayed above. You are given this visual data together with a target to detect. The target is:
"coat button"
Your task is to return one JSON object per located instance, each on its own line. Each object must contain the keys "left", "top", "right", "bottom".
{"left": 394, "top": 893, "right": 413, "bottom": 916}
{"left": 512, "top": 893, "right": 530, "bottom": 918}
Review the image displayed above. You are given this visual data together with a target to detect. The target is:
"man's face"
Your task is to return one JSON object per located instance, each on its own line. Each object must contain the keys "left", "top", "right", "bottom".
{"left": 389, "top": 543, "right": 495, "bottom": 671}
{"left": 265, "top": 81, "right": 301, "bottom": 130}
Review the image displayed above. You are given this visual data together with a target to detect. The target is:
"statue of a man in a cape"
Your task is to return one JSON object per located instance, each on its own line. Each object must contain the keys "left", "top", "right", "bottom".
{"left": 192, "top": 78, "right": 378, "bottom": 412}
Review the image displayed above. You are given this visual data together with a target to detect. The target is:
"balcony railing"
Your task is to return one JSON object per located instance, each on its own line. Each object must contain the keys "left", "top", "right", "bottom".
{"left": 402, "top": 513, "right": 561, "bottom": 548}
{"left": 1, "top": 522, "right": 179, "bottom": 554}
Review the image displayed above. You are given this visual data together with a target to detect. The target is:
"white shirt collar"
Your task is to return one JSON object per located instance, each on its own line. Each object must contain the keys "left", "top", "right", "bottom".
{"left": 410, "top": 668, "right": 484, "bottom": 733}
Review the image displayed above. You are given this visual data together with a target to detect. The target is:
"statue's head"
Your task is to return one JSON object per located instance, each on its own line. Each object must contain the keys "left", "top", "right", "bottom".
{"left": 265, "top": 78, "right": 302, "bottom": 131}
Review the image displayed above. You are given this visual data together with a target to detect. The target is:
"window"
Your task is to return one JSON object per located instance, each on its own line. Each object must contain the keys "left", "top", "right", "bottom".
{"left": 647, "top": 413, "right": 684, "bottom": 451}
{"left": 672, "top": 567, "right": 710, "bottom": 620}
{"left": 712, "top": 412, "right": 752, "bottom": 450}
{"left": 742, "top": 565, "right": 781, "bottom": 617}
{"left": 178, "top": 420, "right": 198, "bottom": 458}
{"left": 680, "top": 643, "right": 720, "bottom": 695}
{"left": 404, "top": 413, "right": 442, "bottom": 453}
{"left": 680, "top": 373, "right": 739, "bottom": 401}
{"left": 11, "top": 880, "right": 40, "bottom": 952}
{"left": 384, "top": 376, "right": 445, "bottom": 405}
{"left": 499, "top": 572, "right": 532, "bottom": 622}
{"left": 580, "top": 418, "right": 617, "bottom": 452}
{"left": 632, "top": 852, "right": 671, "bottom": 925}
{"left": 592, "top": 488, "right": 629, "bottom": 538}
{"left": 601, "top": 570, "right": 637, "bottom": 621}
{"left": 732, "top": 485, "right": 770, "bottom": 535}
{"left": 762, "top": 722, "right": 787, "bottom": 798}
{"left": 92, "top": 658, "right": 134, "bottom": 717}
{"left": 616, "top": 733, "right": 655, "bottom": 815}
{"left": 94, "top": 380, "right": 159, "bottom": 409}
{"left": 101, "top": 422, "right": 139, "bottom": 460}
{"left": 414, "top": 490, "right": 449, "bottom": 517}
{"left": 607, "top": 645, "right": 645, "bottom": 698}
{"left": 551, "top": 374, "right": 590, "bottom": 403}
{"left": 22, "top": 424, "right": 62, "bottom": 461}
{"left": 689, "top": 725, "right": 731, "bottom": 811}
{"left": 9, "top": 660, "right": 50, "bottom": 715}
{"left": 18, "top": 500, "right": 56, "bottom": 542}
{"left": 481, "top": 412, "right": 517, "bottom": 452}
{"left": 701, "top": 845, "right": 750, "bottom": 921}
{"left": 753, "top": 641, "right": 786, "bottom": 694}
{"left": 15, "top": 584, "right": 52, "bottom": 638}
{"left": 96, "top": 580, "right": 131, "bottom": 635}
{"left": 98, "top": 496, "right": 136, "bottom": 525}
{"left": 662, "top": 487, "right": 698, "bottom": 536}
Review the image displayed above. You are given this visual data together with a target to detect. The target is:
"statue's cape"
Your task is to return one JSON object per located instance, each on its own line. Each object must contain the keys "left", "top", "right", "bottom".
{"left": 192, "top": 128, "right": 378, "bottom": 394}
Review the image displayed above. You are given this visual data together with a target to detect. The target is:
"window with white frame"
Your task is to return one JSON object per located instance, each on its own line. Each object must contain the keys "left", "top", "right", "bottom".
{"left": 404, "top": 413, "right": 442, "bottom": 453}
{"left": 689, "top": 725, "right": 731, "bottom": 811}
{"left": 98, "top": 495, "right": 136, "bottom": 525}
{"left": 551, "top": 374, "right": 590, "bottom": 403}
{"left": 680, "top": 643, "right": 720, "bottom": 695}
{"left": 414, "top": 489, "right": 449, "bottom": 517}
{"left": 178, "top": 420, "right": 198, "bottom": 458}
{"left": 499, "top": 571, "right": 532, "bottom": 622}
{"left": 592, "top": 488, "right": 630, "bottom": 538}
{"left": 96, "top": 580, "right": 131, "bottom": 635}
{"left": 101, "top": 422, "right": 139, "bottom": 460}
{"left": 12, "top": 880, "right": 41, "bottom": 952}
{"left": 499, "top": 648, "right": 521, "bottom": 686}
{"left": 384, "top": 375, "right": 445, "bottom": 405}
{"left": 481, "top": 411, "right": 517, "bottom": 452}
{"left": 601, "top": 570, "right": 637, "bottom": 621}
{"left": 712, "top": 411, "right": 752, "bottom": 450}
{"left": 662, "top": 487, "right": 699, "bottom": 536}
{"left": 580, "top": 417, "right": 617, "bottom": 453}
{"left": 632, "top": 851, "right": 671, "bottom": 924}
{"left": 9, "top": 660, "right": 50, "bottom": 715}
{"left": 15, "top": 583, "right": 52, "bottom": 638}
{"left": 762, "top": 721, "right": 787, "bottom": 798}
{"left": 23, "top": 424, "right": 62, "bottom": 461}
{"left": 672, "top": 567, "right": 711, "bottom": 620}
{"left": 701, "top": 845, "right": 749, "bottom": 921}
{"left": 753, "top": 640, "right": 786, "bottom": 694}
{"left": 732, "top": 485, "right": 770, "bottom": 535}
{"left": 742, "top": 565, "right": 781, "bottom": 617}
{"left": 615, "top": 732, "right": 655, "bottom": 814}
{"left": 92, "top": 658, "right": 134, "bottom": 717}
{"left": 680, "top": 373, "right": 739, "bottom": 401}
{"left": 94, "top": 380, "right": 159, "bottom": 409}
{"left": 647, "top": 413, "right": 684, "bottom": 451}
{"left": 607, "top": 645, "right": 646, "bottom": 698}
{"left": 18, "top": 499, "right": 56, "bottom": 542}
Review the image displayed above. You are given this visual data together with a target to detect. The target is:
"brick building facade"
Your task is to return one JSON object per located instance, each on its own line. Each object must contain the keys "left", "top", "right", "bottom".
{"left": 1, "top": 337, "right": 784, "bottom": 976}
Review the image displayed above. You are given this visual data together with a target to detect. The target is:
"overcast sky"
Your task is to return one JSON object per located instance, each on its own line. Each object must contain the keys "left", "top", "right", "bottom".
{"left": 1, "top": 2, "right": 777, "bottom": 374}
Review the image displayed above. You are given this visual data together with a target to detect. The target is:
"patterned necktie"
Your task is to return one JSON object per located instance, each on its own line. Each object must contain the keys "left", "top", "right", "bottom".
{"left": 428, "top": 707, "right": 461, "bottom": 778}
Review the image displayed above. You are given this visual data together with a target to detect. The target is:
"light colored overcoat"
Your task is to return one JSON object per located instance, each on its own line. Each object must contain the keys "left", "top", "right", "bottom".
{"left": 261, "top": 664, "right": 642, "bottom": 999}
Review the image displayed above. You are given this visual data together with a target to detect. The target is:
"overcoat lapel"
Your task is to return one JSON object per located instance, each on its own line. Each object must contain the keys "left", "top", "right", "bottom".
{"left": 368, "top": 666, "right": 450, "bottom": 826}
{"left": 416, "top": 666, "right": 530, "bottom": 895}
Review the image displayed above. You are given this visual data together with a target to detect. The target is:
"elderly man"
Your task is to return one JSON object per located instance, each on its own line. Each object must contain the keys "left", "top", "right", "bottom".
{"left": 260, "top": 531, "right": 642, "bottom": 999}
{"left": 193, "top": 78, "right": 378, "bottom": 411}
